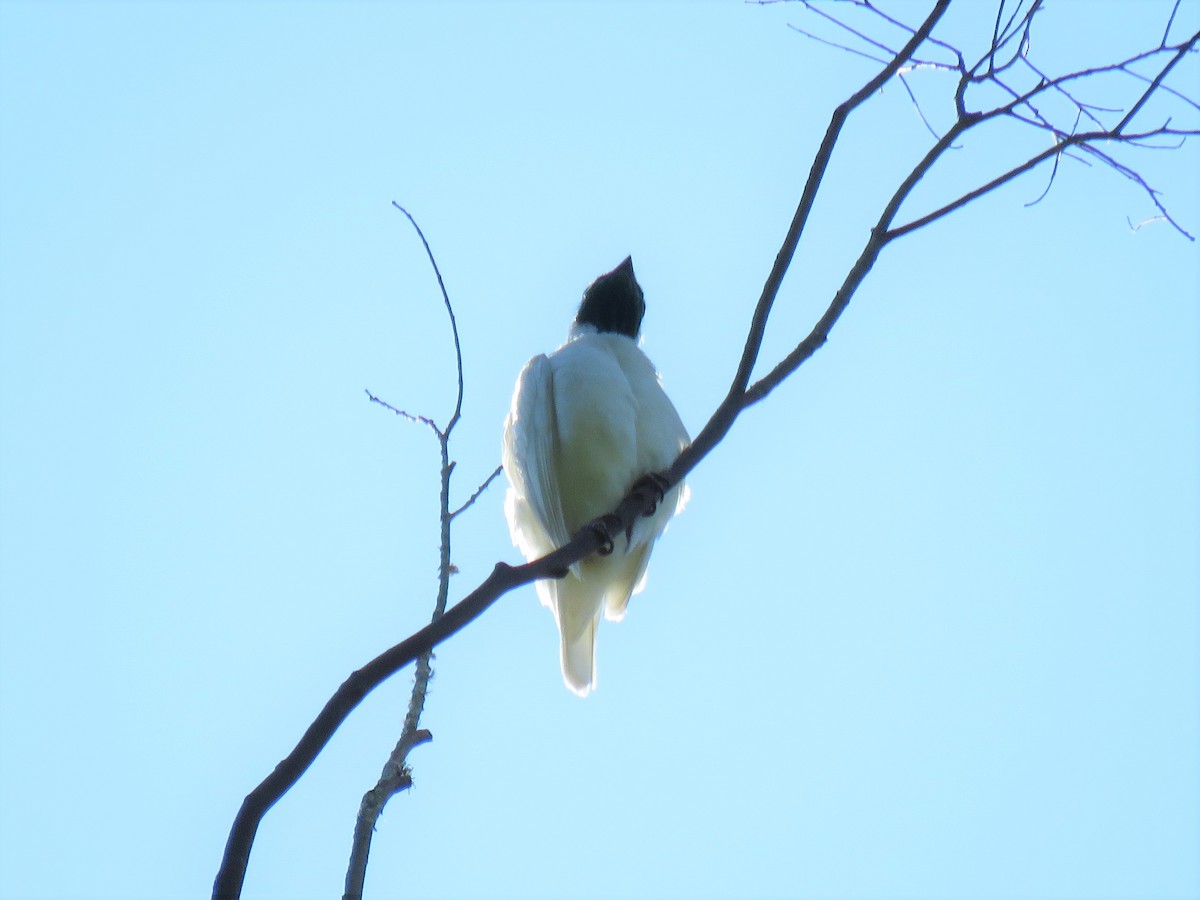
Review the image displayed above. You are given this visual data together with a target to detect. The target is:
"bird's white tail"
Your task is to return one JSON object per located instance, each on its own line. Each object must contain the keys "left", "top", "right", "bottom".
{"left": 554, "top": 578, "right": 605, "bottom": 696}
{"left": 560, "top": 614, "right": 597, "bottom": 697}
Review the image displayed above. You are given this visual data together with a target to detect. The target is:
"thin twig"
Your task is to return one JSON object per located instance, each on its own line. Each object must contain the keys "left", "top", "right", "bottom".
{"left": 450, "top": 465, "right": 504, "bottom": 521}
{"left": 391, "top": 202, "right": 465, "bottom": 432}
{"left": 1115, "top": 30, "right": 1197, "bottom": 133}
{"left": 1018, "top": 54, "right": 1111, "bottom": 131}
{"left": 898, "top": 70, "right": 944, "bottom": 139}
{"left": 728, "top": 0, "right": 952, "bottom": 397}
{"left": 864, "top": 0, "right": 964, "bottom": 64}
{"left": 787, "top": 22, "right": 890, "bottom": 65}
{"left": 345, "top": 208, "right": 495, "bottom": 900}
{"left": 1024, "top": 145, "right": 1063, "bottom": 208}
{"left": 802, "top": 0, "right": 899, "bottom": 61}
{"left": 1162, "top": 0, "right": 1182, "bottom": 47}
{"left": 1128, "top": 214, "right": 1169, "bottom": 232}
{"left": 364, "top": 389, "right": 439, "bottom": 434}
{"left": 1118, "top": 66, "right": 1200, "bottom": 115}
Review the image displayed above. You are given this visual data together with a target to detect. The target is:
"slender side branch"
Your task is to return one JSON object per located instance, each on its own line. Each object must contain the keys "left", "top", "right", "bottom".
{"left": 391, "top": 202, "right": 465, "bottom": 431}
{"left": 889, "top": 123, "right": 1196, "bottom": 241}
{"left": 216, "top": 3, "right": 1198, "bottom": 897}
{"left": 345, "top": 208, "right": 498, "bottom": 899}
{"left": 1115, "top": 30, "right": 1196, "bottom": 133}
{"left": 365, "top": 389, "right": 438, "bottom": 432}
{"left": 451, "top": 465, "right": 504, "bottom": 520}
{"left": 729, "top": 0, "right": 951, "bottom": 397}
{"left": 213, "top": 490, "right": 656, "bottom": 899}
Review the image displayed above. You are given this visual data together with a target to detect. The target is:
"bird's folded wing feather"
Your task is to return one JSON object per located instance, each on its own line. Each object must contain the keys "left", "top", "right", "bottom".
{"left": 505, "top": 354, "right": 572, "bottom": 556}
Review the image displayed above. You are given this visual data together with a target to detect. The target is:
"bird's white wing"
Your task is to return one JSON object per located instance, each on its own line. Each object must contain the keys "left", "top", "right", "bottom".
{"left": 502, "top": 354, "right": 571, "bottom": 564}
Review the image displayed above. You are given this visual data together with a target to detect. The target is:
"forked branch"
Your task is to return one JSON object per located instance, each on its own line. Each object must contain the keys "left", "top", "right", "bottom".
{"left": 345, "top": 207, "right": 496, "bottom": 900}
{"left": 213, "top": 3, "right": 1197, "bottom": 896}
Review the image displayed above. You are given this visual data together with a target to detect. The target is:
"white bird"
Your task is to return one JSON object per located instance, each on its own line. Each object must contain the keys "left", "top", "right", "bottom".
{"left": 502, "top": 257, "right": 689, "bottom": 696}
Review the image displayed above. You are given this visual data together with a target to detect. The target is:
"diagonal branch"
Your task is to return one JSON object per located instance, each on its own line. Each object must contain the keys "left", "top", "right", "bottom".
{"left": 214, "top": 488, "right": 652, "bottom": 899}
{"left": 364, "top": 389, "right": 438, "bottom": 433}
{"left": 214, "top": 3, "right": 1198, "bottom": 897}
{"left": 887, "top": 122, "right": 1198, "bottom": 242}
{"left": 729, "top": 0, "right": 952, "bottom": 397}
{"left": 787, "top": 21, "right": 890, "bottom": 65}
{"left": 450, "top": 465, "right": 504, "bottom": 521}
{"left": 1115, "top": 28, "right": 1198, "bottom": 133}
{"left": 742, "top": 113, "right": 969, "bottom": 407}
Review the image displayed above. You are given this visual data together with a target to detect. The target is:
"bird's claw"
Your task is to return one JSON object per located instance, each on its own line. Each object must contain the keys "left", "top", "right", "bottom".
{"left": 586, "top": 475, "right": 670, "bottom": 556}
{"left": 588, "top": 514, "right": 622, "bottom": 556}
{"left": 631, "top": 472, "right": 670, "bottom": 516}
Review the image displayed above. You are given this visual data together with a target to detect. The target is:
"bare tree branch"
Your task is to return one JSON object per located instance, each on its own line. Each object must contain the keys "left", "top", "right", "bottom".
{"left": 787, "top": 21, "right": 890, "bottom": 65}
{"left": 1025, "top": 142, "right": 1065, "bottom": 209}
{"left": 390, "top": 202, "right": 465, "bottom": 432}
{"left": 344, "top": 726, "right": 431, "bottom": 899}
{"left": 214, "top": 497, "right": 648, "bottom": 899}
{"left": 1162, "top": 0, "right": 1183, "bottom": 46}
{"left": 345, "top": 208, "right": 492, "bottom": 900}
{"left": 213, "top": 3, "right": 1198, "bottom": 896}
{"left": 450, "top": 465, "right": 504, "bottom": 521}
{"left": 729, "top": 0, "right": 952, "bottom": 400}
{"left": 1115, "top": 32, "right": 1195, "bottom": 133}
{"left": 898, "top": 70, "right": 944, "bottom": 140}
{"left": 866, "top": 1, "right": 963, "bottom": 68}
{"left": 364, "top": 389, "right": 437, "bottom": 432}
{"left": 1128, "top": 213, "right": 1171, "bottom": 232}
{"left": 983, "top": 0, "right": 1040, "bottom": 77}
{"left": 803, "top": 0, "right": 900, "bottom": 61}
{"left": 207, "top": 4, "right": 947, "bottom": 867}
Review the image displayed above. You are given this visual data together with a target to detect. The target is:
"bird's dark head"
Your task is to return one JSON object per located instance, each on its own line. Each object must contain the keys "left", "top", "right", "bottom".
{"left": 575, "top": 256, "right": 645, "bottom": 339}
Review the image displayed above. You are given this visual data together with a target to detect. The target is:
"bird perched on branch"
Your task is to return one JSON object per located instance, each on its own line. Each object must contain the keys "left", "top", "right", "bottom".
{"left": 502, "top": 257, "right": 689, "bottom": 696}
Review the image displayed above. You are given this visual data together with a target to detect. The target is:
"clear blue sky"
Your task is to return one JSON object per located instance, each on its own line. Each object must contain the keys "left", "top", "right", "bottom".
{"left": 1, "top": 2, "right": 1197, "bottom": 899}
